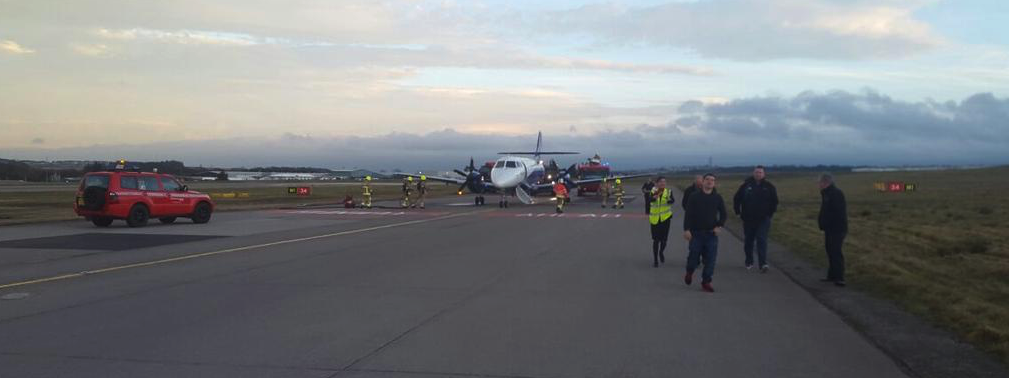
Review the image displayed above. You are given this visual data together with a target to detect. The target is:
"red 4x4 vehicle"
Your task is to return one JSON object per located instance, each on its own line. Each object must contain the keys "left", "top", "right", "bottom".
{"left": 74, "top": 170, "right": 214, "bottom": 227}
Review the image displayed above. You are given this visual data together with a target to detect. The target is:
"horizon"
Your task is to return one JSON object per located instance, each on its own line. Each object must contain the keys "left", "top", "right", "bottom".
{"left": 2, "top": 1, "right": 1007, "bottom": 169}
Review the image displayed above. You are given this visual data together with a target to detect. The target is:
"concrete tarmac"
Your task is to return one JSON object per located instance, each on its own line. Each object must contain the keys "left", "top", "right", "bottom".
{"left": 0, "top": 192, "right": 909, "bottom": 377}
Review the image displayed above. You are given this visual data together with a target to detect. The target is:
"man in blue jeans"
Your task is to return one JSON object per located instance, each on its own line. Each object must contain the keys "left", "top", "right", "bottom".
{"left": 683, "top": 173, "right": 727, "bottom": 293}
{"left": 732, "top": 165, "right": 779, "bottom": 273}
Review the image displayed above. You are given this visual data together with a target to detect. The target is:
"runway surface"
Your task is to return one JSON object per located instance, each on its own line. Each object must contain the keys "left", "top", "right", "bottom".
{"left": 0, "top": 192, "right": 909, "bottom": 377}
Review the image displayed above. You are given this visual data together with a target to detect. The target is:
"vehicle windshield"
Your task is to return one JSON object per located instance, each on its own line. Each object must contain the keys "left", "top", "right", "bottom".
{"left": 505, "top": 161, "right": 517, "bottom": 168}
{"left": 161, "top": 176, "right": 181, "bottom": 191}
{"left": 81, "top": 174, "right": 110, "bottom": 189}
{"left": 495, "top": 161, "right": 505, "bottom": 168}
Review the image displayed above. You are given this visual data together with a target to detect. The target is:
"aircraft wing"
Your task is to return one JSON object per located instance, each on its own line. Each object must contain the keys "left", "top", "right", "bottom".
{"left": 569, "top": 173, "right": 653, "bottom": 186}
{"left": 392, "top": 173, "right": 466, "bottom": 185}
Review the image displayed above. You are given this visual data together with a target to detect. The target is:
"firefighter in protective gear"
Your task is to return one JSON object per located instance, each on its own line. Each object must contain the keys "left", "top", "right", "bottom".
{"left": 612, "top": 178, "right": 625, "bottom": 209}
{"left": 414, "top": 175, "right": 428, "bottom": 209}
{"left": 554, "top": 181, "right": 569, "bottom": 213}
{"left": 401, "top": 176, "right": 414, "bottom": 208}
{"left": 362, "top": 176, "right": 373, "bottom": 209}
{"left": 600, "top": 178, "right": 611, "bottom": 208}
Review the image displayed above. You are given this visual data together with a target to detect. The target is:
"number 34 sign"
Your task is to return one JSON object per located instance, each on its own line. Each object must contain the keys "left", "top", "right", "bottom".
{"left": 875, "top": 182, "right": 917, "bottom": 193}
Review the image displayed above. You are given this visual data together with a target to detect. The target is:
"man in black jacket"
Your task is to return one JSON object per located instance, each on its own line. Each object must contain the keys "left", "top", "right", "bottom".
{"left": 733, "top": 166, "right": 779, "bottom": 273}
{"left": 683, "top": 173, "right": 727, "bottom": 293}
{"left": 681, "top": 175, "right": 703, "bottom": 211}
{"left": 641, "top": 178, "right": 655, "bottom": 214}
{"left": 818, "top": 173, "right": 848, "bottom": 287}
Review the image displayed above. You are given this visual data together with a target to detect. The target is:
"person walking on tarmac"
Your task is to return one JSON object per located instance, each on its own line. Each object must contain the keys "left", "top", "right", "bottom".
{"left": 401, "top": 176, "right": 414, "bottom": 208}
{"left": 601, "top": 178, "right": 611, "bottom": 208}
{"left": 733, "top": 165, "right": 779, "bottom": 273}
{"left": 362, "top": 176, "right": 374, "bottom": 209}
{"left": 647, "top": 177, "right": 675, "bottom": 267}
{"left": 818, "top": 173, "right": 848, "bottom": 287}
{"left": 641, "top": 178, "right": 655, "bottom": 214}
{"left": 683, "top": 173, "right": 727, "bottom": 292}
{"left": 612, "top": 179, "right": 626, "bottom": 209}
{"left": 415, "top": 175, "right": 428, "bottom": 209}
{"left": 681, "top": 175, "right": 703, "bottom": 211}
{"left": 554, "top": 181, "right": 569, "bottom": 213}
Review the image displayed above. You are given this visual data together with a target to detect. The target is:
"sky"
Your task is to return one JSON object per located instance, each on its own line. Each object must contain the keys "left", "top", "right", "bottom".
{"left": 1, "top": 0, "right": 1007, "bottom": 170}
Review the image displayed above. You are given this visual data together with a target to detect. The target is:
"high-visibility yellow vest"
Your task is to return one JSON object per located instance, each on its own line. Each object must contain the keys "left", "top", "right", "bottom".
{"left": 649, "top": 188, "right": 673, "bottom": 225}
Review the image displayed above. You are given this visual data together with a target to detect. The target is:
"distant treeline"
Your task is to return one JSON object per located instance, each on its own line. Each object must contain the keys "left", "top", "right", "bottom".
{"left": 0, "top": 158, "right": 343, "bottom": 182}
{"left": 242, "top": 167, "right": 334, "bottom": 173}
{"left": 0, "top": 160, "right": 80, "bottom": 182}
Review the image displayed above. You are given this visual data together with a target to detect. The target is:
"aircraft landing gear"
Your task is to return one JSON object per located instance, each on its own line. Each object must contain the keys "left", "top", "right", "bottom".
{"left": 498, "top": 200, "right": 509, "bottom": 208}
{"left": 475, "top": 196, "right": 486, "bottom": 206}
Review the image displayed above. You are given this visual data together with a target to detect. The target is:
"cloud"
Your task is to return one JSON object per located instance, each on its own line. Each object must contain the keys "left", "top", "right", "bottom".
{"left": 0, "top": 40, "right": 35, "bottom": 54}
{"left": 530, "top": 0, "right": 942, "bottom": 61}
{"left": 71, "top": 43, "right": 112, "bottom": 57}
{"left": 5, "top": 90, "right": 1007, "bottom": 169}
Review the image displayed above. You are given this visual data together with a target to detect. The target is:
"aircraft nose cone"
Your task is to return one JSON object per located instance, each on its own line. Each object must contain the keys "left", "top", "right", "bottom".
{"left": 491, "top": 169, "right": 521, "bottom": 188}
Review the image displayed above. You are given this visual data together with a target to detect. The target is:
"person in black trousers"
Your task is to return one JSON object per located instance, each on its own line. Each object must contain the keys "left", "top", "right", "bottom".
{"left": 646, "top": 177, "right": 675, "bottom": 267}
{"left": 733, "top": 165, "right": 779, "bottom": 273}
{"left": 683, "top": 173, "right": 727, "bottom": 292}
{"left": 818, "top": 173, "right": 848, "bottom": 287}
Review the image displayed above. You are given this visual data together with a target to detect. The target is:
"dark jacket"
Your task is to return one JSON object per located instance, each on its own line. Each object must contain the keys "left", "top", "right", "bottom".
{"left": 642, "top": 181, "right": 655, "bottom": 214}
{"left": 681, "top": 184, "right": 696, "bottom": 210}
{"left": 733, "top": 177, "right": 779, "bottom": 222}
{"left": 818, "top": 184, "right": 848, "bottom": 232}
{"left": 683, "top": 190, "right": 727, "bottom": 232}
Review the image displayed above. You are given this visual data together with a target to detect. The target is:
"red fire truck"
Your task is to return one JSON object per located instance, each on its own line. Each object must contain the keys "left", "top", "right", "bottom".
{"left": 576, "top": 154, "right": 611, "bottom": 196}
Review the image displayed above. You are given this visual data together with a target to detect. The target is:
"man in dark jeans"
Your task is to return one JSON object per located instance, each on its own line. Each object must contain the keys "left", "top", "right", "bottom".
{"left": 733, "top": 165, "right": 779, "bottom": 273}
{"left": 818, "top": 173, "right": 848, "bottom": 287}
{"left": 683, "top": 173, "right": 727, "bottom": 293}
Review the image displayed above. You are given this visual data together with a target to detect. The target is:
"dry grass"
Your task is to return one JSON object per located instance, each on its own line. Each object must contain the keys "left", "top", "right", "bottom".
{"left": 676, "top": 166, "right": 1009, "bottom": 363}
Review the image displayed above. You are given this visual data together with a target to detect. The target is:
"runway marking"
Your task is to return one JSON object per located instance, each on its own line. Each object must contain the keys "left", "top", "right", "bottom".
{"left": 0, "top": 211, "right": 480, "bottom": 291}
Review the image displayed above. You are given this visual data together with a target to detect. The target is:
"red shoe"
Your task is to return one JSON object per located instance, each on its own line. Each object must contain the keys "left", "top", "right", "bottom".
{"left": 684, "top": 272, "right": 693, "bottom": 286}
{"left": 701, "top": 282, "right": 714, "bottom": 292}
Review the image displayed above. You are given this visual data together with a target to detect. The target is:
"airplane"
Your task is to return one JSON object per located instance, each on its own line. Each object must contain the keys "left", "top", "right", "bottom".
{"left": 396, "top": 132, "right": 649, "bottom": 207}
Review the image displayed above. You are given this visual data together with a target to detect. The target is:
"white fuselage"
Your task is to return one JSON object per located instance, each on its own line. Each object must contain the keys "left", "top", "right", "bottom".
{"left": 489, "top": 156, "right": 547, "bottom": 190}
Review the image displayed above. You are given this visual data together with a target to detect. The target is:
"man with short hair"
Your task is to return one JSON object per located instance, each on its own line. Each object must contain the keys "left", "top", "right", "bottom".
{"left": 733, "top": 165, "right": 779, "bottom": 273}
{"left": 681, "top": 175, "right": 703, "bottom": 211}
{"left": 818, "top": 173, "right": 848, "bottom": 287}
{"left": 683, "top": 173, "right": 727, "bottom": 292}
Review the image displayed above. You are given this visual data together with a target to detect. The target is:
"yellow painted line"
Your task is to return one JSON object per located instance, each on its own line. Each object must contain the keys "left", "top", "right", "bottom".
{"left": 0, "top": 211, "right": 479, "bottom": 290}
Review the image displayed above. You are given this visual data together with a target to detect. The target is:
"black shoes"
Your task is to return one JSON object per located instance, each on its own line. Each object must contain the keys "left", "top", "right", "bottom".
{"left": 834, "top": 280, "right": 847, "bottom": 287}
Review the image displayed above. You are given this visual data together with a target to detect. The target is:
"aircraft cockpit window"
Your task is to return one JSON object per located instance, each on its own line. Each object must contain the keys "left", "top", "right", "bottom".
{"left": 495, "top": 161, "right": 505, "bottom": 168}
{"left": 505, "top": 161, "right": 517, "bottom": 168}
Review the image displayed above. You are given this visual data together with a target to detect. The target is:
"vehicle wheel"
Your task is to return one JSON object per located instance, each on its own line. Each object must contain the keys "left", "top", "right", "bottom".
{"left": 191, "top": 202, "right": 212, "bottom": 224}
{"left": 91, "top": 217, "right": 114, "bottom": 227}
{"left": 159, "top": 217, "right": 177, "bottom": 224}
{"left": 475, "top": 197, "right": 480, "bottom": 206}
{"left": 126, "top": 205, "right": 149, "bottom": 228}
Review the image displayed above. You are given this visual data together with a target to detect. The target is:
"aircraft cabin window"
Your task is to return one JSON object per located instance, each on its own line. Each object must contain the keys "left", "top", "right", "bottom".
{"left": 505, "top": 161, "right": 517, "bottom": 168}
{"left": 495, "top": 161, "right": 505, "bottom": 168}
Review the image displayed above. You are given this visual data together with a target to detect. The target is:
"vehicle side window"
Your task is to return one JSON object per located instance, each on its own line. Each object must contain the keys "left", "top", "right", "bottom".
{"left": 495, "top": 161, "right": 505, "bottom": 168}
{"left": 160, "top": 177, "right": 181, "bottom": 191}
{"left": 138, "top": 176, "right": 161, "bottom": 191}
{"left": 83, "top": 175, "right": 110, "bottom": 189}
{"left": 120, "top": 176, "right": 138, "bottom": 190}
